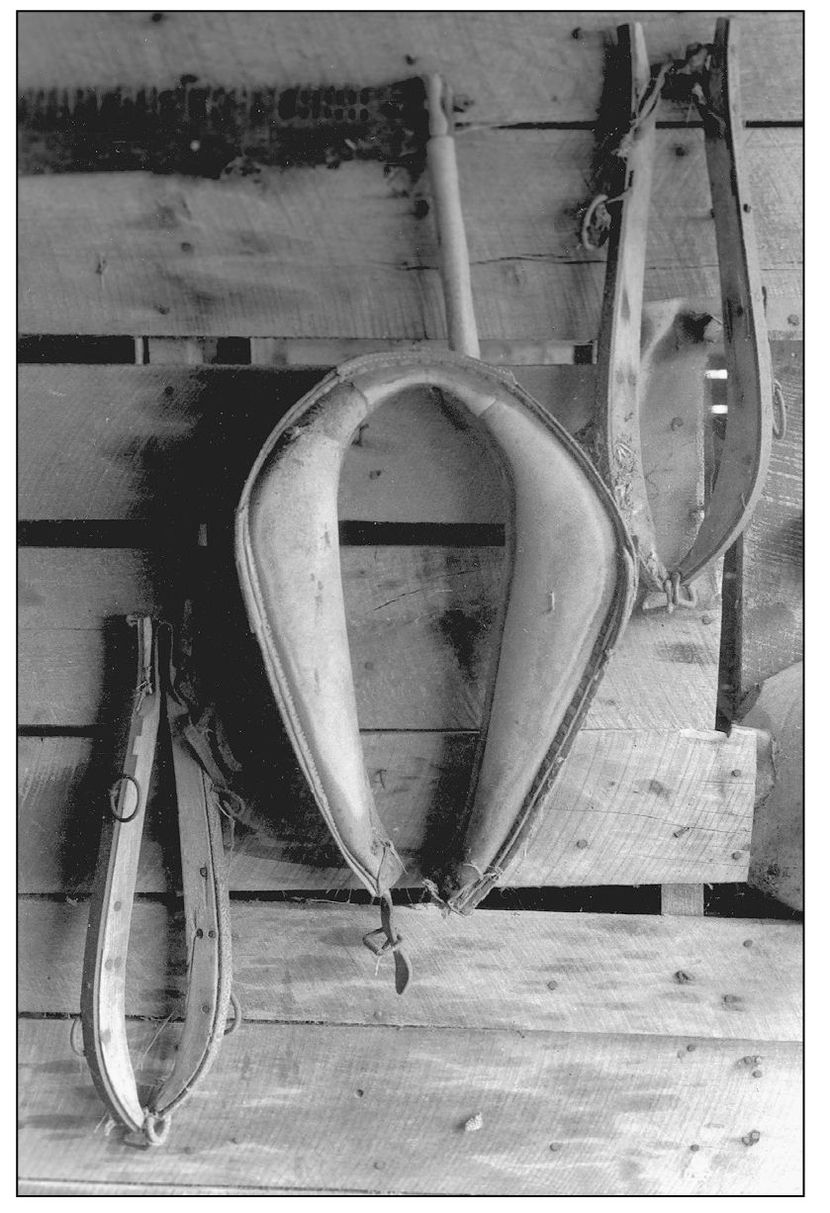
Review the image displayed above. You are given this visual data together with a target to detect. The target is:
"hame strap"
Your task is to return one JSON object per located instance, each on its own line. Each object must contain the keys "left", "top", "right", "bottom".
{"left": 80, "top": 616, "right": 234, "bottom": 1145}
{"left": 594, "top": 20, "right": 773, "bottom": 604}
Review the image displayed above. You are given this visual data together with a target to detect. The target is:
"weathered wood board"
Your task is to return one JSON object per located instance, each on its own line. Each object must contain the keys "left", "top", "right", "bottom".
{"left": 18, "top": 546, "right": 724, "bottom": 732}
{"left": 18, "top": 128, "right": 802, "bottom": 339}
{"left": 17, "top": 1017, "right": 802, "bottom": 1195}
{"left": 17, "top": 11, "right": 803, "bottom": 124}
{"left": 18, "top": 729, "right": 756, "bottom": 893}
{"left": 18, "top": 901, "right": 802, "bottom": 1041}
{"left": 736, "top": 343, "right": 803, "bottom": 697}
{"left": 17, "top": 364, "right": 591, "bottom": 523}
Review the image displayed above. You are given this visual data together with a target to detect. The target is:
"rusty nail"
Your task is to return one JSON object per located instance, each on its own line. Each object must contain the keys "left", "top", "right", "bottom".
{"left": 675, "top": 970, "right": 693, "bottom": 984}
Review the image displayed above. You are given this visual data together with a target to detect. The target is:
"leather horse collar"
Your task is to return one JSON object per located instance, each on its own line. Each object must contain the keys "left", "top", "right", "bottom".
{"left": 236, "top": 348, "right": 637, "bottom": 963}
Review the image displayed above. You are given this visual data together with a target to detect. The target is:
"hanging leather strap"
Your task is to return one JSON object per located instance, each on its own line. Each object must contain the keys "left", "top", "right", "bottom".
{"left": 594, "top": 20, "right": 772, "bottom": 603}
{"left": 676, "top": 18, "right": 772, "bottom": 587}
{"left": 80, "top": 616, "right": 233, "bottom": 1144}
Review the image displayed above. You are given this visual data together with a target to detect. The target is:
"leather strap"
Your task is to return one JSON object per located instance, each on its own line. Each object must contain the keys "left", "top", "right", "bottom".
{"left": 677, "top": 18, "right": 772, "bottom": 586}
{"left": 80, "top": 617, "right": 233, "bottom": 1144}
{"left": 594, "top": 20, "right": 772, "bottom": 601}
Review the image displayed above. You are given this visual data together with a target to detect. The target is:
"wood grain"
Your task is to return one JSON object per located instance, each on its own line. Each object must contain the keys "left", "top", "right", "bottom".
{"left": 17, "top": 1017, "right": 802, "bottom": 1195}
{"left": 737, "top": 343, "right": 803, "bottom": 695}
{"left": 18, "top": 129, "right": 802, "bottom": 340}
{"left": 19, "top": 901, "right": 802, "bottom": 1041}
{"left": 18, "top": 546, "right": 724, "bottom": 731}
{"left": 18, "top": 729, "right": 756, "bottom": 894}
{"left": 662, "top": 885, "right": 705, "bottom": 916}
{"left": 17, "top": 364, "right": 592, "bottom": 524}
{"left": 17, "top": 11, "right": 803, "bottom": 124}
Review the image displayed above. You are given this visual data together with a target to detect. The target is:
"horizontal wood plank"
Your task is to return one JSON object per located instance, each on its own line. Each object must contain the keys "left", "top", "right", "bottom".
{"left": 17, "top": 1017, "right": 802, "bottom": 1195}
{"left": 18, "top": 129, "right": 802, "bottom": 340}
{"left": 18, "top": 546, "right": 723, "bottom": 731}
{"left": 17, "top": 11, "right": 803, "bottom": 124}
{"left": 18, "top": 728, "right": 756, "bottom": 893}
{"left": 19, "top": 901, "right": 802, "bottom": 1042}
{"left": 18, "top": 364, "right": 592, "bottom": 524}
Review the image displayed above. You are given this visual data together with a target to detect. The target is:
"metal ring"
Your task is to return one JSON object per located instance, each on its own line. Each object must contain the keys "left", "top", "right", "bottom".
{"left": 580, "top": 194, "right": 611, "bottom": 251}
{"left": 109, "top": 774, "right": 141, "bottom": 823}
{"left": 772, "top": 379, "right": 787, "bottom": 440}
{"left": 142, "top": 1110, "right": 171, "bottom": 1146}
{"left": 69, "top": 1016, "right": 85, "bottom": 1058}
{"left": 224, "top": 990, "right": 243, "bottom": 1037}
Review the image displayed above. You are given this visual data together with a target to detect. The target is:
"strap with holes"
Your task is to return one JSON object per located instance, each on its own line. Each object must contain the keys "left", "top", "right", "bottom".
{"left": 80, "top": 616, "right": 235, "bottom": 1145}
{"left": 594, "top": 20, "right": 773, "bottom": 606}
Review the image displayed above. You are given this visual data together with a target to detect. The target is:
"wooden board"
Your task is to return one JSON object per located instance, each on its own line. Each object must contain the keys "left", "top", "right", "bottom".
{"left": 17, "top": 1017, "right": 802, "bottom": 1195}
{"left": 18, "top": 729, "right": 756, "bottom": 893}
{"left": 18, "top": 546, "right": 723, "bottom": 731}
{"left": 18, "top": 901, "right": 802, "bottom": 1041}
{"left": 18, "top": 129, "right": 802, "bottom": 340}
{"left": 17, "top": 364, "right": 591, "bottom": 524}
{"left": 17, "top": 11, "right": 803, "bottom": 124}
{"left": 736, "top": 343, "right": 803, "bottom": 696}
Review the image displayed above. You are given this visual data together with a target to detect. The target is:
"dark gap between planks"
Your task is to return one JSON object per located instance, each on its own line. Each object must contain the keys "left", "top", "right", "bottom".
{"left": 15, "top": 887, "right": 803, "bottom": 920}
{"left": 17, "top": 520, "right": 506, "bottom": 548}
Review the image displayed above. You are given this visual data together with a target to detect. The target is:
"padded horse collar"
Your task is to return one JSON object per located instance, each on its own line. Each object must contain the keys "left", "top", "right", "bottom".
{"left": 592, "top": 20, "right": 773, "bottom": 606}
{"left": 236, "top": 349, "right": 637, "bottom": 938}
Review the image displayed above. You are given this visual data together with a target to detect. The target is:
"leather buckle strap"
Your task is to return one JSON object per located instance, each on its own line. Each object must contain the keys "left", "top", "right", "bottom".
{"left": 80, "top": 616, "right": 235, "bottom": 1145}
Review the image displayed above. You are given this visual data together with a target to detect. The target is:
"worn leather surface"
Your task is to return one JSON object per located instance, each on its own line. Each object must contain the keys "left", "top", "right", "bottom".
{"left": 237, "top": 350, "right": 636, "bottom": 908}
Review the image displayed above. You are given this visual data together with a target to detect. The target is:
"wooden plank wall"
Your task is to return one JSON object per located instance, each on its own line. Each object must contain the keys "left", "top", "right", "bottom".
{"left": 18, "top": 11, "right": 803, "bottom": 1196}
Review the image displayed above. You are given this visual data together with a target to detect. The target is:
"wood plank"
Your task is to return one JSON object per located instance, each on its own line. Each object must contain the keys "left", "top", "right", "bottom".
{"left": 18, "top": 1181, "right": 348, "bottom": 1197}
{"left": 19, "top": 364, "right": 592, "bottom": 524}
{"left": 18, "top": 546, "right": 723, "bottom": 731}
{"left": 18, "top": 129, "right": 802, "bottom": 340}
{"left": 17, "top": 1017, "right": 803, "bottom": 1195}
{"left": 737, "top": 343, "right": 803, "bottom": 696}
{"left": 17, "top": 728, "right": 756, "bottom": 894}
{"left": 16, "top": 11, "right": 803, "bottom": 124}
{"left": 742, "top": 663, "right": 803, "bottom": 911}
{"left": 18, "top": 901, "right": 802, "bottom": 1042}
{"left": 662, "top": 885, "right": 705, "bottom": 916}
